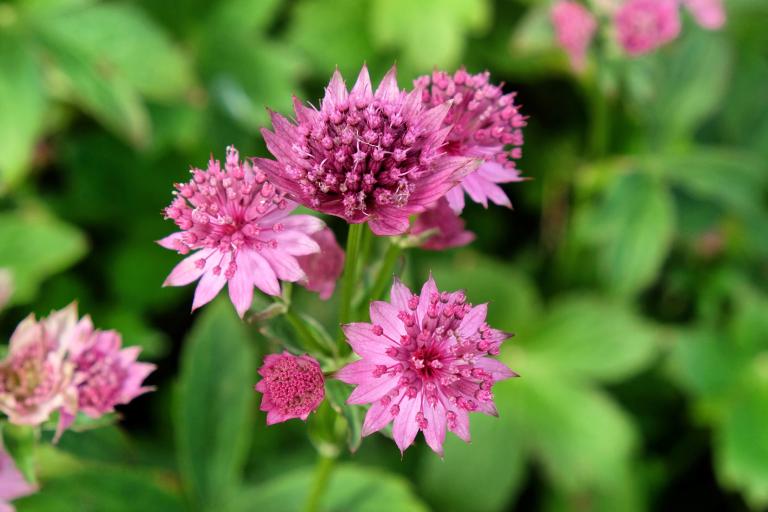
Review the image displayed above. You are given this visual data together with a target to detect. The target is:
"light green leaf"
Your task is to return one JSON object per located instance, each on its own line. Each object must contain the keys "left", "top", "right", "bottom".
{"left": 233, "top": 464, "right": 428, "bottom": 512}
{"left": 0, "top": 211, "right": 87, "bottom": 304}
{"left": 0, "top": 33, "right": 46, "bottom": 190}
{"left": 175, "top": 300, "right": 256, "bottom": 510}
{"left": 2, "top": 423, "right": 38, "bottom": 484}
{"left": 325, "top": 380, "right": 363, "bottom": 453}
{"left": 525, "top": 296, "right": 659, "bottom": 383}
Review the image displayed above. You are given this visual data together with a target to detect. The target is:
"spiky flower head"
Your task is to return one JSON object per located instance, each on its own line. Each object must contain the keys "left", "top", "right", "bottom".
{"left": 159, "top": 146, "right": 326, "bottom": 317}
{"left": 336, "top": 276, "right": 517, "bottom": 455}
{"left": 256, "top": 65, "right": 479, "bottom": 235}
{"left": 614, "top": 0, "right": 681, "bottom": 56}
{"left": 411, "top": 198, "right": 475, "bottom": 251}
{"left": 0, "top": 304, "right": 83, "bottom": 426}
{"left": 296, "top": 228, "right": 345, "bottom": 300}
{"left": 682, "top": 0, "right": 725, "bottom": 30}
{"left": 414, "top": 69, "right": 526, "bottom": 213}
{"left": 255, "top": 352, "right": 325, "bottom": 425}
{"left": 551, "top": 1, "right": 598, "bottom": 71}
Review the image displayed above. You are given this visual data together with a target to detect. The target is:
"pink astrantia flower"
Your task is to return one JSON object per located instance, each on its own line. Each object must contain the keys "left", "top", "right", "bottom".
{"left": 414, "top": 69, "right": 526, "bottom": 213}
{"left": 614, "top": 0, "right": 681, "bottom": 56}
{"left": 0, "top": 305, "right": 82, "bottom": 426}
{"left": 551, "top": 1, "right": 598, "bottom": 71}
{"left": 255, "top": 65, "right": 479, "bottom": 235}
{"left": 159, "top": 146, "right": 326, "bottom": 317}
{"left": 296, "top": 228, "right": 345, "bottom": 300}
{"left": 58, "top": 329, "right": 155, "bottom": 434}
{"left": 682, "top": 0, "right": 725, "bottom": 29}
{"left": 255, "top": 352, "right": 325, "bottom": 425}
{"left": 0, "top": 448, "right": 37, "bottom": 512}
{"left": 336, "top": 276, "right": 517, "bottom": 455}
{"left": 411, "top": 198, "right": 475, "bottom": 251}
{"left": 0, "top": 270, "right": 11, "bottom": 312}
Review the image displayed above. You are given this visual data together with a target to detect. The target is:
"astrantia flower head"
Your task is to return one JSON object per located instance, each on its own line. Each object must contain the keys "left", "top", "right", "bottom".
{"left": 411, "top": 198, "right": 475, "bottom": 251}
{"left": 551, "top": 1, "right": 598, "bottom": 71}
{"left": 414, "top": 69, "right": 526, "bottom": 213}
{"left": 255, "top": 65, "right": 479, "bottom": 235}
{"left": 336, "top": 276, "right": 517, "bottom": 455}
{"left": 615, "top": 0, "right": 681, "bottom": 56}
{"left": 58, "top": 329, "right": 155, "bottom": 433}
{"left": 0, "top": 448, "right": 37, "bottom": 510}
{"left": 159, "top": 146, "right": 326, "bottom": 317}
{"left": 0, "top": 304, "right": 83, "bottom": 426}
{"left": 683, "top": 0, "right": 725, "bottom": 30}
{"left": 255, "top": 352, "right": 325, "bottom": 425}
{"left": 296, "top": 228, "right": 345, "bottom": 300}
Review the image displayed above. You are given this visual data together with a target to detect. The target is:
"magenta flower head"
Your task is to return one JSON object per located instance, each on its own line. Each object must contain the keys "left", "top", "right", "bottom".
{"left": 0, "top": 448, "right": 37, "bottom": 511}
{"left": 551, "top": 1, "right": 598, "bottom": 71}
{"left": 0, "top": 304, "right": 83, "bottom": 426}
{"left": 255, "top": 352, "right": 325, "bottom": 425}
{"left": 414, "top": 69, "right": 526, "bottom": 213}
{"left": 159, "top": 146, "right": 326, "bottom": 317}
{"left": 682, "top": 0, "right": 725, "bottom": 30}
{"left": 58, "top": 329, "right": 155, "bottom": 434}
{"left": 411, "top": 198, "right": 475, "bottom": 251}
{"left": 336, "top": 276, "right": 517, "bottom": 455}
{"left": 614, "top": 0, "right": 681, "bottom": 56}
{"left": 296, "top": 228, "right": 345, "bottom": 300}
{"left": 255, "top": 65, "right": 479, "bottom": 235}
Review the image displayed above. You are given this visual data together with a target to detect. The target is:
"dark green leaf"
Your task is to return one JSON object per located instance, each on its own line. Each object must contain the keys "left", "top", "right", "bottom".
{"left": 2, "top": 423, "right": 38, "bottom": 484}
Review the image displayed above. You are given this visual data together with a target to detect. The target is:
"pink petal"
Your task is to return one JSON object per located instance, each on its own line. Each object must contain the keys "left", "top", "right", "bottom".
{"left": 445, "top": 186, "right": 465, "bottom": 213}
{"left": 390, "top": 278, "right": 413, "bottom": 311}
{"left": 192, "top": 267, "right": 228, "bottom": 311}
{"left": 458, "top": 303, "right": 488, "bottom": 338}
{"left": 416, "top": 276, "right": 438, "bottom": 325}
{"left": 325, "top": 69, "right": 348, "bottom": 105}
{"left": 393, "top": 391, "right": 422, "bottom": 454}
{"left": 351, "top": 64, "right": 373, "bottom": 99}
{"left": 156, "top": 232, "right": 183, "bottom": 250}
{"left": 260, "top": 250, "right": 305, "bottom": 282}
{"left": 280, "top": 214, "right": 325, "bottom": 234}
{"left": 421, "top": 397, "right": 447, "bottom": 456}
{"left": 335, "top": 360, "right": 377, "bottom": 385}
{"left": 375, "top": 66, "right": 400, "bottom": 103}
{"left": 362, "top": 398, "right": 396, "bottom": 437}
{"left": 347, "top": 375, "right": 398, "bottom": 405}
{"left": 247, "top": 252, "right": 281, "bottom": 297}
{"left": 475, "top": 357, "right": 518, "bottom": 382}
{"left": 368, "top": 214, "right": 410, "bottom": 236}
{"left": 164, "top": 249, "right": 212, "bottom": 287}
{"left": 228, "top": 266, "right": 254, "bottom": 318}
{"left": 369, "top": 301, "right": 406, "bottom": 339}
{"left": 342, "top": 323, "right": 397, "bottom": 362}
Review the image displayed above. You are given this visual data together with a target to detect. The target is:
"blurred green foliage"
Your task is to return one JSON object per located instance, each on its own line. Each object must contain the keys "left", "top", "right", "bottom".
{"left": 0, "top": 0, "right": 766, "bottom": 510}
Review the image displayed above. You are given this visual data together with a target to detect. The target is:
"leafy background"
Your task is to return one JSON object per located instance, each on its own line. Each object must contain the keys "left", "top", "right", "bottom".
{"left": 0, "top": 0, "right": 767, "bottom": 510}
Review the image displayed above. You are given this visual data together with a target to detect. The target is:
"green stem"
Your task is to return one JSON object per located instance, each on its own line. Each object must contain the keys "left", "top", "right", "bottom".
{"left": 304, "top": 455, "right": 335, "bottom": 512}
{"left": 365, "top": 241, "right": 402, "bottom": 308}
{"left": 285, "top": 310, "right": 324, "bottom": 355}
{"left": 338, "top": 223, "right": 365, "bottom": 335}
{"left": 588, "top": 81, "right": 608, "bottom": 159}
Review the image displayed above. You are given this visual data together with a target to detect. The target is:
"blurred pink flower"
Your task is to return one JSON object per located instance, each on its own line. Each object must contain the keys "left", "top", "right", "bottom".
{"left": 58, "top": 329, "right": 155, "bottom": 435}
{"left": 551, "top": 1, "right": 598, "bottom": 71}
{"left": 0, "top": 305, "right": 82, "bottom": 426}
{"left": 0, "top": 448, "right": 37, "bottom": 512}
{"left": 682, "top": 0, "right": 725, "bottom": 29}
{"left": 414, "top": 69, "right": 526, "bottom": 213}
{"left": 159, "top": 146, "right": 326, "bottom": 317}
{"left": 411, "top": 198, "right": 475, "bottom": 251}
{"left": 255, "top": 352, "right": 325, "bottom": 425}
{"left": 615, "top": 0, "right": 681, "bottom": 55}
{"left": 296, "top": 228, "right": 345, "bottom": 300}
{"left": 255, "top": 65, "right": 479, "bottom": 235}
{"left": 336, "top": 276, "right": 517, "bottom": 455}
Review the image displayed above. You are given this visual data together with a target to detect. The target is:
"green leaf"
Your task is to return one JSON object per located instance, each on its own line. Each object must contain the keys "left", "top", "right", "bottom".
{"left": 370, "top": 0, "right": 489, "bottom": 70}
{"left": 175, "top": 299, "right": 256, "bottom": 510}
{"left": 525, "top": 296, "right": 659, "bottom": 383}
{"left": 420, "top": 410, "right": 526, "bottom": 512}
{"left": 591, "top": 173, "right": 675, "bottom": 297}
{"left": 35, "top": 3, "right": 193, "bottom": 100}
{"left": 0, "top": 33, "right": 46, "bottom": 190}
{"left": 324, "top": 380, "right": 363, "bottom": 453}
{"left": 233, "top": 464, "right": 428, "bottom": 512}
{"left": 0, "top": 211, "right": 87, "bottom": 304}
{"left": 2, "top": 423, "right": 38, "bottom": 484}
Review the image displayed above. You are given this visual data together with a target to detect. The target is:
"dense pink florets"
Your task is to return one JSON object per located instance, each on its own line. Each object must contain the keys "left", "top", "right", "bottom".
{"left": 296, "top": 228, "right": 345, "bottom": 300}
{"left": 414, "top": 69, "right": 526, "bottom": 213}
{"left": 411, "top": 198, "right": 475, "bottom": 251}
{"left": 614, "top": 0, "right": 681, "bottom": 56}
{"left": 551, "top": 1, "right": 598, "bottom": 71}
{"left": 255, "top": 352, "right": 325, "bottom": 425}
{"left": 159, "top": 146, "right": 326, "bottom": 317}
{"left": 255, "top": 65, "right": 479, "bottom": 235}
{"left": 336, "top": 276, "right": 516, "bottom": 455}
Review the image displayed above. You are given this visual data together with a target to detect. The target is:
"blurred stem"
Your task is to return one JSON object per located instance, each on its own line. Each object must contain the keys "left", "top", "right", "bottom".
{"left": 304, "top": 454, "right": 335, "bottom": 512}
{"left": 338, "top": 223, "right": 365, "bottom": 340}
{"left": 285, "top": 310, "right": 325, "bottom": 355}
{"left": 365, "top": 241, "right": 402, "bottom": 307}
{"left": 588, "top": 81, "right": 608, "bottom": 158}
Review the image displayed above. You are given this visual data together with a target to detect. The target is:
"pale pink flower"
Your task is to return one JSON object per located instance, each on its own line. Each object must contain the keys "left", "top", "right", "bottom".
{"left": 256, "top": 65, "right": 479, "bottom": 235}
{"left": 0, "top": 448, "right": 37, "bottom": 512}
{"left": 551, "top": 1, "right": 598, "bottom": 71}
{"left": 336, "top": 276, "right": 517, "bottom": 455}
{"left": 0, "top": 270, "right": 11, "bottom": 312}
{"left": 57, "top": 329, "right": 155, "bottom": 435}
{"left": 411, "top": 198, "right": 475, "bottom": 251}
{"left": 296, "top": 228, "right": 345, "bottom": 300}
{"left": 159, "top": 146, "right": 326, "bottom": 317}
{"left": 414, "top": 69, "right": 526, "bottom": 213}
{"left": 0, "top": 305, "right": 83, "bottom": 426}
{"left": 682, "top": 0, "right": 725, "bottom": 29}
{"left": 614, "top": 0, "right": 681, "bottom": 55}
{"left": 255, "top": 352, "right": 325, "bottom": 425}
